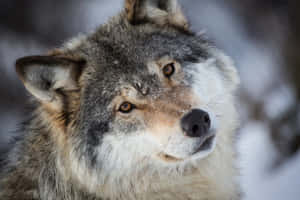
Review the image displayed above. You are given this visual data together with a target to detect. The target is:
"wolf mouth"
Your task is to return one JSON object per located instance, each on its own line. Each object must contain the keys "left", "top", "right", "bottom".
{"left": 193, "top": 134, "right": 216, "bottom": 154}
{"left": 158, "top": 135, "right": 216, "bottom": 162}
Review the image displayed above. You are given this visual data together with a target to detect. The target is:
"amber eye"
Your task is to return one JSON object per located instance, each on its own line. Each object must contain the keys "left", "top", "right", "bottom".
{"left": 163, "top": 63, "right": 175, "bottom": 78}
{"left": 119, "top": 102, "right": 135, "bottom": 113}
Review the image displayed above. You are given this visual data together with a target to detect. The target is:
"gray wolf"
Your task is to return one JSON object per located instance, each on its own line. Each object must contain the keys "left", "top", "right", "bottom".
{"left": 0, "top": 0, "right": 241, "bottom": 199}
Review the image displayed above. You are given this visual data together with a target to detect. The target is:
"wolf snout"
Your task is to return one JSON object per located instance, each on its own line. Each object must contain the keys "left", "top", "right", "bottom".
{"left": 180, "top": 109, "right": 211, "bottom": 138}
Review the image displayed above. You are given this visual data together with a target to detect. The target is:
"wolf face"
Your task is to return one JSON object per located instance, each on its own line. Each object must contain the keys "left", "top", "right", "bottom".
{"left": 14, "top": 0, "right": 240, "bottom": 199}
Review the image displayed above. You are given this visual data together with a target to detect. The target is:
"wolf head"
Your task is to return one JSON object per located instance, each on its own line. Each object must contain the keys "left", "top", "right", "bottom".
{"left": 16, "top": 0, "right": 240, "bottom": 198}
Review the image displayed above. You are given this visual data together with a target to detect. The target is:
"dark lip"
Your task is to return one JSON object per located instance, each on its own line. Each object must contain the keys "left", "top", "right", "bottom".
{"left": 158, "top": 134, "right": 216, "bottom": 163}
{"left": 193, "top": 134, "right": 216, "bottom": 155}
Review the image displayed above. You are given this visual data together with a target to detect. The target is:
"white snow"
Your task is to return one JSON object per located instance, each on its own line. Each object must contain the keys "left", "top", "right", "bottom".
{"left": 238, "top": 122, "right": 300, "bottom": 200}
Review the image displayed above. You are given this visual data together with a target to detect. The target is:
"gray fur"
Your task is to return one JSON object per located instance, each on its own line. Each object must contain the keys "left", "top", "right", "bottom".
{"left": 0, "top": 0, "right": 241, "bottom": 199}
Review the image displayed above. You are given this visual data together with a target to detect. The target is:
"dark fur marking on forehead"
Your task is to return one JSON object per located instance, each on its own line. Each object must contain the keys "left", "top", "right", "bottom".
{"left": 134, "top": 82, "right": 149, "bottom": 96}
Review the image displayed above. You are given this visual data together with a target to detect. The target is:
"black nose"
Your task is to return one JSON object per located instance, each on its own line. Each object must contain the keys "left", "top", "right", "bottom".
{"left": 180, "top": 109, "right": 211, "bottom": 138}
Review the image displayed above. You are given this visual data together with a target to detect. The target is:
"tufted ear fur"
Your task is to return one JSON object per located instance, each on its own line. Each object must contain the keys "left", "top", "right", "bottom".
{"left": 16, "top": 56, "right": 85, "bottom": 110}
{"left": 125, "top": 0, "right": 189, "bottom": 30}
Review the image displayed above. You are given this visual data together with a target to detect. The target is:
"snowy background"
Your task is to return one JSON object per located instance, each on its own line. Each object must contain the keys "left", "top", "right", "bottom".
{"left": 0, "top": 0, "right": 299, "bottom": 199}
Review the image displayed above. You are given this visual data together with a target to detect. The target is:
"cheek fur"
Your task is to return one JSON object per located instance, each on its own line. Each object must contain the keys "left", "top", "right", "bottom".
{"left": 188, "top": 59, "right": 226, "bottom": 104}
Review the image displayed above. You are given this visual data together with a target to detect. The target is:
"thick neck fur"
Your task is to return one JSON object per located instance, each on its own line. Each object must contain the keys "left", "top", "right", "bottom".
{"left": 0, "top": 108, "right": 93, "bottom": 200}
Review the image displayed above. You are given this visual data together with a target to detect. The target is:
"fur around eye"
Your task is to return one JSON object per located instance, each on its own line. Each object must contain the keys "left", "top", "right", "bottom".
{"left": 163, "top": 63, "right": 175, "bottom": 78}
{"left": 119, "top": 102, "right": 135, "bottom": 113}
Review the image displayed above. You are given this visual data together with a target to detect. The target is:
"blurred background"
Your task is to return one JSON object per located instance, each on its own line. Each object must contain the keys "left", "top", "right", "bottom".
{"left": 0, "top": 0, "right": 299, "bottom": 199}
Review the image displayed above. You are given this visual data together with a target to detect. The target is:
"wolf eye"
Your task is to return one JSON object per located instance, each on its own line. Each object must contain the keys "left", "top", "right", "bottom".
{"left": 163, "top": 63, "right": 175, "bottom": 78}
{"left": 119, "top": 102, "right": 135, "bottom": 113}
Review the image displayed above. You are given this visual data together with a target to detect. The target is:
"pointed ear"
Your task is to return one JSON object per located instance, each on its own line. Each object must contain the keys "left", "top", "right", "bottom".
{"left": 125, "top": 0, "right": 189, "bottom": 30}
{"left": 16, "top": 56, "right": 85, "bottom": 109}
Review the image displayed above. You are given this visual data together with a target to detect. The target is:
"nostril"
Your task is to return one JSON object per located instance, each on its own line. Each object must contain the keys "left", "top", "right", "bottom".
{"left": 192, "top": 124, "right": 199, "bottom": 133}
{"left": 204, "top": 114, "right": 210, "bottom": 125}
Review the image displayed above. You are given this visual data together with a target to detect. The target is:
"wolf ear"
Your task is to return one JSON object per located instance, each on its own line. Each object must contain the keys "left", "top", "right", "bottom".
{"left": 125, "top": 0, "right": 189, "bottom": 30}
{"left": 16, "top": 56, "right": 85, "bottom": 109}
